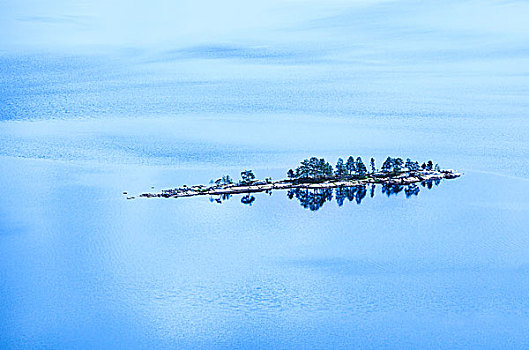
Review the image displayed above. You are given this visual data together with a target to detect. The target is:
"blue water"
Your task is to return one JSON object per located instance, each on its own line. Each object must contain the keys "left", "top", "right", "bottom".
{"left": 2, "top": 0, "right": 529, "bottom": 348}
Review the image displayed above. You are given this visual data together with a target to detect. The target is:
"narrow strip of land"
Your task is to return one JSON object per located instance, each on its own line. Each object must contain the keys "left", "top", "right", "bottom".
{"left": 137, "top": 170, "right": 461, "bottom": 199}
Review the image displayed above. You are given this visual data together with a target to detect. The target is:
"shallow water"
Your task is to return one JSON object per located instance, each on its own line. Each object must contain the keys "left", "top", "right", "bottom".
{"left": 2, "top": 0, "right": 529, "bottom": 347}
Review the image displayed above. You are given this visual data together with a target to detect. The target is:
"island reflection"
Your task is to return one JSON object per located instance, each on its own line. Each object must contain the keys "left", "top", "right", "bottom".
{"left": 210, "top": 179, "right": 442, "bottom": 211}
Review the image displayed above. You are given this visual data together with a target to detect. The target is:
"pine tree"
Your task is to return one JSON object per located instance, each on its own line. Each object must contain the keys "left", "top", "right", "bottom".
{"left": 309, "top": 157, "right": 319, "bottom": 178}
{"left": 346, "top": 156, "right": 356, "bottom": 175}
{"left": 370, "top": 157, "right": 376, "bottom": 173}
{"left": 240, "top": 170, "right": 255, "bottom": 184}
{"left": 222, "top": 175, "right": 233, "bottom": 184}
{"left": 382, "top": 157, "right": 394, "bottom": 172}
{"left": 404, "top": 158, "right": 421, "bottom": 171}
{"left": 296, "top": 159, "right": 310, "bottom": 179}
{"left": 335, "top": 158, "right": 347, "bottom": 178}
{"left": 318, "top": 158, "right": 327, "bottom": 178}
{"left": 356, "top": 157, "right": 367, "bottom": 176}
{"left": 394, "top": 158, "right": 404, "bottom": 171}
{"left": 322, "top": 159, "right": 334, "bottom": 177}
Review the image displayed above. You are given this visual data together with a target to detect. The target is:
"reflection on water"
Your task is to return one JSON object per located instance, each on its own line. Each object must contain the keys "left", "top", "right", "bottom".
{"left": 211, "top": 179, "right": 441, "bottom": 211}
{"left": 241, "top": 194, "right": 256, "bottom": 206}
{"left": 289, "top": 188, "right": 334, "bottom": 211}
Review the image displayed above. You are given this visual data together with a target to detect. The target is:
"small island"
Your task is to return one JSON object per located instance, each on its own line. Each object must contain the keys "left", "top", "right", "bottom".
{"left": 135, "top": 156, "right": 461, "bottom": 200}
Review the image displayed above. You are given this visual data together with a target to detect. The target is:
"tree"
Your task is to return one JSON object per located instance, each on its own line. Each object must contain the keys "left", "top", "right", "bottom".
{"left": 287, "top": 169, "right": 295, "bottom": 179}
{"left": 346, "top": 156, "right": 356, "bottom": 175}
{"left": 405, "top": 158, "right": 420, "bottom": 171}
{"left": 217, "top": 175, "right": 233, "bottom": 185}
{"left": 335, "top": 158, "right": 347, "bottom": 178}
{"left": 240, "top": 170, "right": 255, "bottom": 184}
{"left": 318, "top": 158, "right": 333, "bottom": 178}
{"left": 434, "top": 163, "right": 440, "bottom": 171}
{"left": 356, "top": 157, "right": 367, "bottom": 176}
{"left": 295, "top": 159, "right": 310, "bottom": 179}
{"left": 394, "top": 158, "right": 404, "bottom": 172}
{"left": 309, "top": 157, "right": 319, "bottom": 178}
{"left": 381, "top": 157, "right": 394, "bottom": 172}
{"left": 405, "top": 158, "right": 414, "bottom": 170}
{"left": 426, "top": 160, "right": 433, "bottom": 170}
{"left": 300, "top": 159, "right": 310, "bottom": 178}
{"left": 421, "top": 162, "right": 426, "bottom": 170}
{"left": 293, "top": 157, "right": 332, "bottom": 179}
{"left": 370, "top": 157, "right": 376, "bottom": 173}
{"left": 325, "top": 161, "right": 334, "bottom": 177}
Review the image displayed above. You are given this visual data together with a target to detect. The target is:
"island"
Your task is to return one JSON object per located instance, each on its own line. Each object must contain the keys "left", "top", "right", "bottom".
{"left": 134, "top": 156, "right": 461, "bottom": 200}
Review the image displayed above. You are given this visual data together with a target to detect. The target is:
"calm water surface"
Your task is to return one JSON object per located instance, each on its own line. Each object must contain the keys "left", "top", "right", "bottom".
{"left": 2, "top": 7, "right": 529, "bottom": 346}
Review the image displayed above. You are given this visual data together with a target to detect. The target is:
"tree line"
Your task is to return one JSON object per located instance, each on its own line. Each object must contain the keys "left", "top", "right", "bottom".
{"left": 287, "top": 156, "right": 440, "bottom": 180}
{"left": 212, "top": 156, "right": 441, "bottom": 186}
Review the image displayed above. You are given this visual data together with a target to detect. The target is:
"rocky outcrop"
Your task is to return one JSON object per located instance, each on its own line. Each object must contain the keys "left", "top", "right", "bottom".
{"left": 134, "top": 170, "right": 461, "bottom": 200}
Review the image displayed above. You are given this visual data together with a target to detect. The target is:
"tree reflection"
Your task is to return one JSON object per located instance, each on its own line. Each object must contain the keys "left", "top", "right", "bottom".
{"left": 210, "top": 193, "right": 232, "bottom": 204}
{"left": 335, "top": 187, "right": 346, "bottom": 206}
{"left": 346, "top": 186, "right": 356, "bottom": 202}
{"left": 286, "top": 182, "right": 435, "bottom": 210}
{"left": 355, "top": 185, "right": 367, "bottom": 204}
{"left": 382, "top": 183, "right": 403, "bottom": 197}
{"left": 287, "top": 185, "right": 369, "bottom": 210}
{"left": 421, "top": 179, "right": 437, "bottom": 189}
{"left": 287, "top": 188, "right": 333, "bottom": 211}
{"left": 405, "top": 184, "right": 420, "bottom": 198}
{"left": 241, "top": 194, "right": 256, "bottom": 205}
{"left": 336, "top": 186, "right": 361, "bottom": 206}
{"left": 212, "top": 180, "right": 444, "bottom": 210}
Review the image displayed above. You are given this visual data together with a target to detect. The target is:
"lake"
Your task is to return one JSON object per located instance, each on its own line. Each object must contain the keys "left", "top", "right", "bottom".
{"left": 2, "top": 0, "right": 529, "bottom": 347}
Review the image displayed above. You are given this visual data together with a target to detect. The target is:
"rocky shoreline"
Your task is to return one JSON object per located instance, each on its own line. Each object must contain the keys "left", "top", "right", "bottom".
{"left": 134, "top": 170, "right": 461, "bottom": 200}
